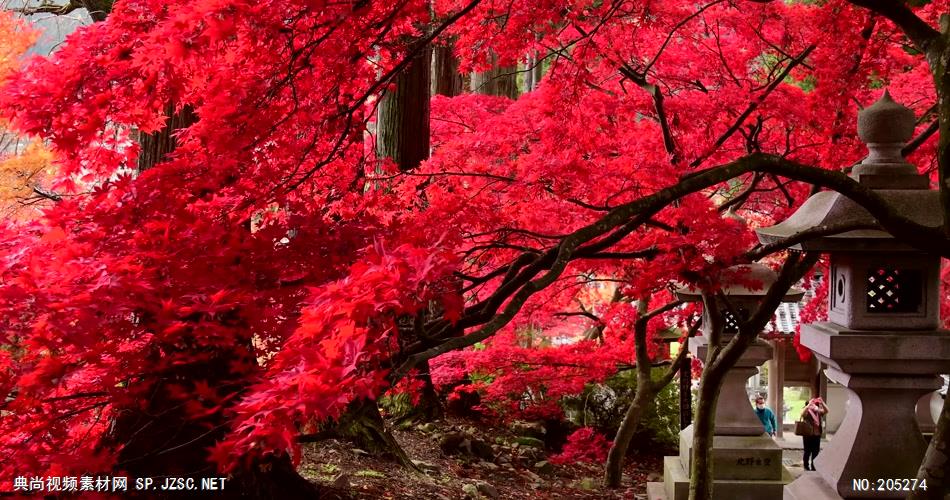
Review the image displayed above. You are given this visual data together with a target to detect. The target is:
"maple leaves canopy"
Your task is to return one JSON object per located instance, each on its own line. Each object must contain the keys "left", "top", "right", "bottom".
{"left": 0, "top": 0, "right": 944, "bottom": 478}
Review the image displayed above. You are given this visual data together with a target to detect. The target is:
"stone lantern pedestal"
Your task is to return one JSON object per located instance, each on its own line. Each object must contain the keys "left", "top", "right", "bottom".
{"left": 784, "top": 324, "right": 950, "bottom": 500}
{"left": 649, "top": 337, "right": 792, "bottom": 500}
{"left": 648, "top": 264, "right": 799, "bottom": 500}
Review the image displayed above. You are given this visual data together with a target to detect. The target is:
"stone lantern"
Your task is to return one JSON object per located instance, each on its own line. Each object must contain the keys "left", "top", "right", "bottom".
{"left": 755, "top": 92, "right": 950, "bottom": 499}
{"left": 648, "top": 263, "right": 802, "bottom": 500}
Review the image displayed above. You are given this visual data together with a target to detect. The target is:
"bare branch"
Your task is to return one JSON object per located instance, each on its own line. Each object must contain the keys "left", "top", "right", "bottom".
{"left": 690, "top": 45, "right": 815, "bottom": 168}
{"left": 847, "top": 0, "right": 942, "bottom": 56}
{"left": 904, "top": 119, "right": 939, "bottom": 156}
{"left": 31, "top": 185, "right": 62, "bottom": 202}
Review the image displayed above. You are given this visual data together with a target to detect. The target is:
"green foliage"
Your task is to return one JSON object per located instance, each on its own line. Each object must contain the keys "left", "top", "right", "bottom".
{"left": 561, "top": 368, "right": 680, "bottom": 453}
{"left": 298, "top": 463, "right": 340, "bottom": 481}
{"left": 354, "top": 469, "right": 386, "bottom": 478}
{"left": 379, "top": 392, "right": 416, "bottom": 420}
{"left": 868, "top": 71, "right": 886, "bottom": 89}
{"left": 641, "top": 378, "right": 680, "bottom": 450}
{"left": 754, "top": 52, "right": 816, "bottom": 92}
{"left": 514, "top": 436, "right": 546, "bottom": 448}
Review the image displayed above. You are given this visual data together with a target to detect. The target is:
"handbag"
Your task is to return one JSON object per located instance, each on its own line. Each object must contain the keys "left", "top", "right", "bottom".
{"left": 794, "top": 418, "right": 816, "bottom": 437}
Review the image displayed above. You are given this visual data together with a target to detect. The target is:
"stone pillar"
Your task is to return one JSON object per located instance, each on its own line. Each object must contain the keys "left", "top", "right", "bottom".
{"left": 783, "top": 324, "right": 950, "bottom": 500}
{"left": 753, "top": 92, "right": 950, "bottom": 500}
{"left": 648, "top": 264, "right": 802, "bottom": 500}
{"left": 769, "top": 340, "right": 786, "bottom": 438}
{"left": 690, "top": 336, "right": 772, "bottom": 435}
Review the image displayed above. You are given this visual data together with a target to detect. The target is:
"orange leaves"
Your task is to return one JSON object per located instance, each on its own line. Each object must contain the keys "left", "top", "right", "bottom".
{"left": 0, "top": 12, "right": 36, "bottom": 82}
{"left": 0, "top": 13, "right": 52, "bottom": 220}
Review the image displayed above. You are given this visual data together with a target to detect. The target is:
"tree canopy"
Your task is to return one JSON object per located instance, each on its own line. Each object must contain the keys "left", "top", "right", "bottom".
{"left": 0, "top": 0, "right": 948, "bottom": 492}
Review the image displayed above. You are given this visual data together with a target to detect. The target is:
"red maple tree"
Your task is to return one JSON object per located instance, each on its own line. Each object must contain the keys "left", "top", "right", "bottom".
{"left": 0, "top": 0, "right": 947, "bottom": 495}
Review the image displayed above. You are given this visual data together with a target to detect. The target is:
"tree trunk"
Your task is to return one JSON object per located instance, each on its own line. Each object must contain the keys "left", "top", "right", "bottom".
{"left": 107, "top": 105, "right": 320, "bottom": 496}
{"left": 911, "top": 392, "right": 950, "bottom": 499}
{"left": 349, "top": 42, "right": 439, "bottom": 466}
{"left": 524, "top": 55, "right": 534, "bottom": 92}
{"left": 108, "top": 338, "right": 324, "bottom": 498}
{"left": 416, "top": 358, "right": 444, "bottom": 421}
{"left": 604, "top": 376, "right": 654, "bottom": 487}
{"left": 688, "top": 359, "right": 728, "bottom": 500}
{"left": 377, "top": 45, "right": 432, "bottom": 171}
{"left": 912, "top": 32, "right": 950, "bottom": 499}
{"left": 680, "top": 355, "right": 693, "bottom": 430}
{"left": 337, "top": 399, "right": 420, "bottom": 471}
{"left": 931, "top": 35, "right": 950, "bottom": 240}
{"left": 135, "top": 103, "right": 197, "bottom": 172}
{"left": 471, "top": 51, "right": 519, "bottom": 99}
{"left": 431, "top": 43, "right": 463, "bottom": 97}
{"left": 524, "top": 51, "right": 544, "bottom": 92}
{"left": 532, "top": 50, "right": 544, "bottom": 89}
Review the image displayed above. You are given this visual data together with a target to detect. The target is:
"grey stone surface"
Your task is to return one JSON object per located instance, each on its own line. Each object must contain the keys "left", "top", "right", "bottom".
{"left": 755, "top": 190, "right": 942, "bottom": 251}
{"left": 676, "top": 263, "right": 804, "bottom": 301}
{"left": 646, "top": 481, "right": 668, "bottom": 500}
{"left": 789, "top": 322, "right": 950, "bottom": 499}
{"left": 825, "top": 253, "right": 941, "bottom": 330}
{"left": 856, "top": 91, "right": 915, "bottom": 147}
{"left": 678, "top": 425, "right": 784, "bottom": 481}
{"left": 784, "top": 472, "right": 843, "bottom": 500}
{"left": 802, "top": 323, "right": 950, "bottom": 374}
{"left": 756, "top": 94, "right": 942, "bottom": 251}
{"left": 660, "top": 455, "right": 791, "bottom": 500}
{"left": 754, "top": 93, "right": 949, "bottom": 500}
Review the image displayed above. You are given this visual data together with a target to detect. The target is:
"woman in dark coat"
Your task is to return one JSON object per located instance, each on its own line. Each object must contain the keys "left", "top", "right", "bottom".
{"left": 801, "top": 397, "right": 829, "bottom": 471}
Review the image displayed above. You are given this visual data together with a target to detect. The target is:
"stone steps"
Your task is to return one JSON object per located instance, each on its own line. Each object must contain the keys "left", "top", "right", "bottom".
{"left": 649, "top": 456, "right": 792, "bottom": 500}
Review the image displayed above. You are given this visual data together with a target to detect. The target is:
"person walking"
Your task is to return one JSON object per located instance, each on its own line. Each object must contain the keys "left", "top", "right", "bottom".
{"left": 753, "top": 396, "right": 777, "bottom": 436}
{"left": 799, "top": 396, "right": 829, "bottom": 471}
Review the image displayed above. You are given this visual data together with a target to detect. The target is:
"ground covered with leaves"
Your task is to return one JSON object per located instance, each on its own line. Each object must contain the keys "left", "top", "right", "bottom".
{"left": 300, "top": 416, "right": 662, "bottom": 499}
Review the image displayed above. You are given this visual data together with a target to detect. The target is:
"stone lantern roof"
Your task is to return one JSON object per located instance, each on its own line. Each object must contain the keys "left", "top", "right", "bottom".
{"left": 674, "top": 263, "right": 804, "bottom": 302}
{"left": 755, "top": 92, "right": 944, "bottom": 252}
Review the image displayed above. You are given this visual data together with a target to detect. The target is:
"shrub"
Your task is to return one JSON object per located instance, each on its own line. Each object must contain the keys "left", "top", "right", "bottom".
{"left": 549, "top": 427, "right": 610, "bottom": 464}
{"left": 561, "top": 367, "right": 681, "bottom": 454}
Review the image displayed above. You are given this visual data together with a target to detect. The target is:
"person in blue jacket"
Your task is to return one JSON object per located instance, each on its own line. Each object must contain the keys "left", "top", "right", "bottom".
{"left": 753, "top": 396, "right": 777, "bottom": 436}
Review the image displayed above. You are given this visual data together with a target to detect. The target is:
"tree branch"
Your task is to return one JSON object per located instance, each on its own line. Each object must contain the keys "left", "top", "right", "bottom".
{"left": 846, "top": 0, "right": 942, "bottom": 57}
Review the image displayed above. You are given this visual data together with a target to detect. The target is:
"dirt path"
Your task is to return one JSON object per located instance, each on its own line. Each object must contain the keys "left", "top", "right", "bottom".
{"left": 300, "top": 417, "right": 662, "bottom": 499}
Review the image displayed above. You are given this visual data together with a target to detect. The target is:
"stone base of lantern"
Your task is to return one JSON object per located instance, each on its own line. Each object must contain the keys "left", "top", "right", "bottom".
{"left": 781, "top": 322, "right": 950, "bottom": 499}
{"left": 647, "top": 425, "right": 792, "bottom": 500}
{"left": 784, "top": 472, "right": 843, "bottom": 500}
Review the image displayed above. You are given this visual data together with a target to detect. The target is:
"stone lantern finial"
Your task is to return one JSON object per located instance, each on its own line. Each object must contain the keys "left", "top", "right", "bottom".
{"left": 851, "top": 91, "right": 924, "bottom": 186}
{"left": 857, "top": 90, "right": 916, "bottom": 146}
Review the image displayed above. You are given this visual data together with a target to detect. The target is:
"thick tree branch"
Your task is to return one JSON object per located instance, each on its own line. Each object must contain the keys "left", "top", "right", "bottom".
{"left": 653, "top": 316, "right": 701, "bottom": 390}
{"left": 402, "top": 152, "right": 950, "bottom": 381}
{"left": 904, "top": 119, "right": 939, "bottom": 157}
{"left": 744, "top": 221, "right": 879, "bottom": 260}
{"left": 846, "top": 0, "right": 942, "bottom": 57}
